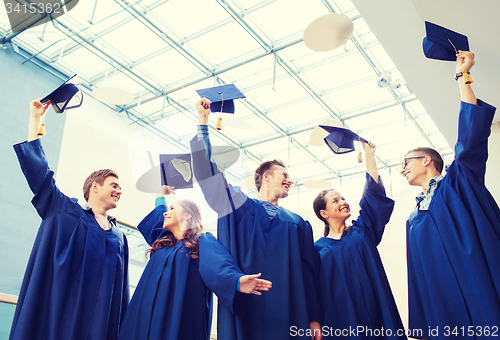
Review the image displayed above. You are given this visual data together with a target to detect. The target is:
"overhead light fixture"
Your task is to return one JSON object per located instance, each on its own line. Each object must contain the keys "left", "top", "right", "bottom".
{"left": 377, "top": 71, "right": 402, "bottom": 89}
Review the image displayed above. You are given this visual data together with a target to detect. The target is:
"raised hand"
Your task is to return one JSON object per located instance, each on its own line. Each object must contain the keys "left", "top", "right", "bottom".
{"left": 361, "top": 140, "right": 375, "bottom": 157}
{"left": 456, "top": 50, "right": 475, "bottom": 73}
{"left": 156, "top": 185, "right": 175, "bottom": 197}
{"left": 28, "top": 99, "right": 51, "bottom": 141}
{"left": 29, "top": 99, "right": 50, "bottom": 119}
{"left": 196, "top": 98, "right": 211, "bottom": 125}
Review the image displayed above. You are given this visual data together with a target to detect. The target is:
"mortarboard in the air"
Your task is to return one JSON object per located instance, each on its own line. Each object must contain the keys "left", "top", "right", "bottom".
{"left": 159, "top": 153, "right": 193, "bottom": 190}
{"left": 319, "top": 125, "right": 368, "bottom": 154}
{"left": 41, "top": 74, "right": 84, "bottom": 113}
{"left": 423, "top": 21, "right": 469, "bottom": 61}
{"left": 195, "top": 84, "right": 245, "bottom": 113}
{"left": 135, "top": 146, "right": 240, "bottom": 193}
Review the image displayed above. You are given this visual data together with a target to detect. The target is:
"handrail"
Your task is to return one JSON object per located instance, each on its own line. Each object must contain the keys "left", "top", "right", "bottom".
{"left": 0, "top": 293, "right": 18, "bottom": 305}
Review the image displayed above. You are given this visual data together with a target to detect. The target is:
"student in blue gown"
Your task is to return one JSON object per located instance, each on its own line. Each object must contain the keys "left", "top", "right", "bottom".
{"left": 191, "top": 98, "right": 322, "bottom": 340}
{"left": 313, "top": 141, "right": 405, "bottom": 339}
{"left": 10, "top": 99, "right": 129, "bottom": 340}
{"left": 403, "top": 51, "right": 500, "bottom": 339}
{"left": 118, "top": 185, "right": 212, "bottom": 340}
{"left": 118, "top": 186, "right": 269, "bottom": 340}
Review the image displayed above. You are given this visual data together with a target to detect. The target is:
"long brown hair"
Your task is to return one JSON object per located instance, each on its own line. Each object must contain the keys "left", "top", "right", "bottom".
{"left": 147, "top": 200, "right": 203, "bottom": 259}
{"left": 313, "top": 189, "right": 336, "bottom": 237}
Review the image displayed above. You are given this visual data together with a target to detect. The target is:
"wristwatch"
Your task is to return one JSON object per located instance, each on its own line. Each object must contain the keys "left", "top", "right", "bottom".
{"left": 455, "top": 71, "right": 470, "bottom": 81}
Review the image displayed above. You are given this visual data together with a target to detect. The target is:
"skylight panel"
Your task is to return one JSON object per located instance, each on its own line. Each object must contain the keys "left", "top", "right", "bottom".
{"left": 99, "top": 20, "right": 167, "bottom": 62}
{"left": 189, "top": 21, "right": 264, "bottom": 65}
{"left": 152, "top": 0, "right": 229, "bottom": 38}
{"left": 139, "top": 49, "right": 205, "bottom": 86}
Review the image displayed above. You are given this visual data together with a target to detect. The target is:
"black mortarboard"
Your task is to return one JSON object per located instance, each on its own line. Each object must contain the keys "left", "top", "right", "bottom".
{"left": 195, "top": 84, "right": 245, "bottom": 113}
{"left": 319, "top": 125, "right": 368, "bottom": 154}
{"left": 41, "top": 74, "right": 84, "bottom": 113}
{"left": 423, "top": 21, "right": 469, "bottom": 61}
{"left": 160, "top": 153, "right": 193, "bottom": 190}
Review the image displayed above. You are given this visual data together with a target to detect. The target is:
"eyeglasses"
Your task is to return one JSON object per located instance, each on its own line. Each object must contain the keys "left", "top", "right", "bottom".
{"left": 401, "top": 156, "right": 426, "bottom": 171}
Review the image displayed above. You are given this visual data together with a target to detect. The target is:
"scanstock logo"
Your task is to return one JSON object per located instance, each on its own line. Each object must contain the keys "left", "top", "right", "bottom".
{"left": 2, "top": 0, "right": 79, "bottom": 34}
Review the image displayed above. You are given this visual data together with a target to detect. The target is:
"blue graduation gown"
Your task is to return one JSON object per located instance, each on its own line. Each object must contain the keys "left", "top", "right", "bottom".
{"left": 191, "top": 132, "right": 321, "bottom": 340}
{"left": 11, "top": 139, "right": 129, "bottom": 340}
{"left": 314, "top": 174, "right": 404, "bottom": 339}
{"left": 118, "top": 205, "right": 213, "bottom": 340}
{"left": 407, "top": 100, "right": 500, "bottom": 339}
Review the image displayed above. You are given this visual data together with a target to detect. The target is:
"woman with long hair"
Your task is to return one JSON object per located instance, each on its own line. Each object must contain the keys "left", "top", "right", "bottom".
{"left": 313, "top": 141, "right": 405, "bottom": 339}
{"left": 118, "top": 185, "right": 212, "bottom": 340}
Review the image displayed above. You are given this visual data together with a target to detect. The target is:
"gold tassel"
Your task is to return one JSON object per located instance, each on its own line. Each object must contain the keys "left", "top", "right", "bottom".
{"left": 463, "top": 71, "right": 474, "bottom": 85}
{"left": 216, "top": 116, "right": 222, "bottom": 130}
{"left": 357, "top": 150, "right": 363, "bottom": 163}
{"left": 37, "top": 123, "right": 46, "bottom": 136}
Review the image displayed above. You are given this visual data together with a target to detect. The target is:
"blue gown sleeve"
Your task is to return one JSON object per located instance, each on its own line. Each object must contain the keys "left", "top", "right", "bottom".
{"left": 453, "top": 100, "right": 496, "bottom": 183}
{"left": 190, "top": 126, "right": 247, "bottom": 218}
{"left": 13, "top": 139, "right": 77, "bottom": 220}
{"left": 155, "top": 196, "right": 166, "bottom": 208}
{"left": 137, "top": 205, "right": 169, "bottom": 246}
{"left": 199, "top": 232, "right": 251, "bottom": 315}
{"left": 355, "top": 173, "right": 395, "bottom": 245}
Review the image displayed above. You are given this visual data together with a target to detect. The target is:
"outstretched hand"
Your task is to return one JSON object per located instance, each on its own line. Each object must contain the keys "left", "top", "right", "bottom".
{"left": 196, "top": 98, "right": 211, "bottom": 125}
{"left": 239, "top": 273, "right": 272, "bottom": 295}
{"left": 456, "top": 50, "right": 475, "bottom": 73}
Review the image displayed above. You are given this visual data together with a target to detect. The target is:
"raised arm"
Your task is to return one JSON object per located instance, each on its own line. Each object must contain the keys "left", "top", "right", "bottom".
{"left": 28, "top": 99, "right": 50, "bottom": 142}
{"left": 456, "top": 51, "right": 476, "bottom": 105}
{"left": 139, "top": 186, "right": 175, "bottom": 244}
{"left": 356, "top": 173, "right": 395, "bottom": 246}
{"left": 155, "top": 185, "right": 175, "bottom": 208}
{"left": 190, "top": 99, "right": 247, "bottom": 218}
{"left": 14, "top": 100, "right": 76, "bottom": 219}
{"left": 197, "top": 97, "right": 210, "bottom": 125}
{"left": 453, "top": 51, "right": 497, "bottom": 182}
{"left": 362, "top": 140, "right": 378, "bottom": 184}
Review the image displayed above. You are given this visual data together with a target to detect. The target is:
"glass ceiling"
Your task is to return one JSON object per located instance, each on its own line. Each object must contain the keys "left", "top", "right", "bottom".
{"left": 0, "top": 0, "right": 454, "bottom": 194}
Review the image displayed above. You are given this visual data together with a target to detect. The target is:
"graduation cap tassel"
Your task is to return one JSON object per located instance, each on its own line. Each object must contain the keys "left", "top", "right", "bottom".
{"left": 216, "top": 92, "right": 223, "bottom": 131}
{"left": 37, "top": 123, "right": 46, "bottom": 136}
{"left": 37, "top": 114, "right": 46, "bottom": 136}
{"left": 462, "top": 71, "right": 474, "bottom": 85}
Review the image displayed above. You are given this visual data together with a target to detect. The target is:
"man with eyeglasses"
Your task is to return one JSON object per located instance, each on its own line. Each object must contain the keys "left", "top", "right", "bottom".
{"left": 401, "top": 51, "right": 500, "bottom": 338}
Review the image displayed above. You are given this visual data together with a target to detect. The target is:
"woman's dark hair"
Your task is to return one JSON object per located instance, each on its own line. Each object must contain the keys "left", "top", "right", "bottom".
{"left": 313, "top": 189, "right": 336, "bottom": 237}
{"left": 147, "top": 200, "right": 203, "bottom": 259}
{"left": 405, "top": 147, "right": 444, "bottom": 174}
